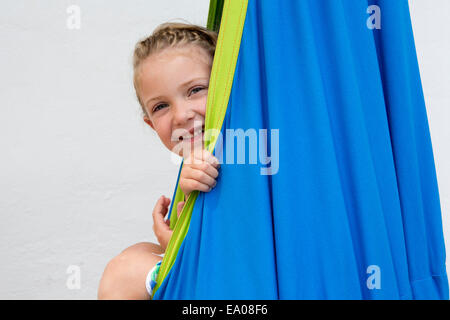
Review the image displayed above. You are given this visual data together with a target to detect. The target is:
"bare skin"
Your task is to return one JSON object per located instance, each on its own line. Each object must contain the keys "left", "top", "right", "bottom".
{"left": 98, "top": 45, "right": 220, "bottom": 300}
{"left": 98, "top": 202, "right": 182, "bottom": 300}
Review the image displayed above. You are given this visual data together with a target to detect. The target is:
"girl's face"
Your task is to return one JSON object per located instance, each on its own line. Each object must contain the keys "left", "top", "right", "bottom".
{"left": 139, "top": 45, "right": 212, "bottom": 158}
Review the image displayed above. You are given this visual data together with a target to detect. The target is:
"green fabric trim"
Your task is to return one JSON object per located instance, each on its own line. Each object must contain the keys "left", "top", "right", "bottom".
{"left": 168, "top": 178, "right": 184, "bottom": 230}
{"left": 207, "top": 0, "right": 225, "bottom": 32}
{"left": 152, "top": 0, "right": 249, "bottom": 299}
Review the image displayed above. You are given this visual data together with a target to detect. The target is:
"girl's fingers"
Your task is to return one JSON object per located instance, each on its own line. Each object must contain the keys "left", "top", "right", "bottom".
{"left": 200, "top": 149, "right": 220, "bottom": 167}
{"left": 194, "top": 162, "right": 219, "bottom": 178}
{"left": 152, "top": 196, "right": 164, "bottom": 218}
{"left": 184, "top": 165, "right": 218, "bottom": 185}
{"left": 153, "top": 196, "right": 170, "bottom": 215}
{"left": 164, "top": 196, "right": 171, "bottom": 206}
{"left": 161, "top": 197, "right": 170, "bottom": 218}
{"left": 184, "top": 169, "right": 217, "bottom": 189}
{"left": 153, "top": 207, "right": 166, "bottom": 225}
{"left": 160, "top": 200, "right": 183, "bottom": 231}
{"left": 177, "top": 201, "right": 185, "bottom": 218}
{"left": 180, "top": 150, "right": 220, "bottom": 196}
{"left": 181, "top": 178, "right": 212, "bottom": 193}
{"left": 188, "top": 149, "right": 220, "bottom": 167}
{"left": 154, "top": 213, "right": 171, "bottom": 236}
{"left": 153, "top": 196, "right": 171, "bottom": 227}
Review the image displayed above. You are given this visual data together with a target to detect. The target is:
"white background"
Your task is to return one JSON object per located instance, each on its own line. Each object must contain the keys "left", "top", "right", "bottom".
{"left": 0, "top": 0, "right": 448, "bottom": 299}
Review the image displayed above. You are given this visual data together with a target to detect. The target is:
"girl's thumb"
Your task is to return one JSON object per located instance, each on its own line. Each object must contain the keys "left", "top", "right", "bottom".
{"left": 177, "top": 201, "right": 185, "bottom": 218}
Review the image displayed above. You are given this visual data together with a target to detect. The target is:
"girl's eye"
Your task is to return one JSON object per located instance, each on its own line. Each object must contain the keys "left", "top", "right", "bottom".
{"left": 153, "top": 103, "right": 168, "bottom": 113}
{"left": 190, "top": 87, "right": 206, "bottom": 95}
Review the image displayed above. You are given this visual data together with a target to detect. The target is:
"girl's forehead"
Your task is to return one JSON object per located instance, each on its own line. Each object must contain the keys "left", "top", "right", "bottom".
{"left": 138, "top": 45, "right": 212, "bottom": 105}
{"left": 152, "top": 45, "right": 212, "bottom": 65}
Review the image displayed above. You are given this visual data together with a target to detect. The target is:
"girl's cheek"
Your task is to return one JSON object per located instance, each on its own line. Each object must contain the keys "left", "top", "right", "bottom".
{"left": 197, "top": 98, "right": 208, "bottom": 116}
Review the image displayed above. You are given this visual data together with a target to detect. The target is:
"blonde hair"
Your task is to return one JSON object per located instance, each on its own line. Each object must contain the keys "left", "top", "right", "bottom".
{"left": 133, "top": 22, "right": 218, "bottom": 116}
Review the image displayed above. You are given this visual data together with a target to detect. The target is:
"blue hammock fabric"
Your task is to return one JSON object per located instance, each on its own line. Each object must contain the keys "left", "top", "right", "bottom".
{"left": 153, "top": 0, "right": 448, "bottom": 299}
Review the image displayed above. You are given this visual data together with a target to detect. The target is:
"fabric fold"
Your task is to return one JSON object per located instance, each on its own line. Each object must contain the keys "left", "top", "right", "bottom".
{"left": 153, "top": 0, "right": 448, "bottom": 300}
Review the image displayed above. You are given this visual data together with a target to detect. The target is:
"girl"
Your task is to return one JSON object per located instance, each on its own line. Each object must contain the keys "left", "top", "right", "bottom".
{"left": 98, "top": 22, "right": 220, "bottom": 300}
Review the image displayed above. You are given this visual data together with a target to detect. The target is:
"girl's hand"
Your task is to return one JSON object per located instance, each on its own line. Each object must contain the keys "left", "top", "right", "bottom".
{"left": 152, "top": 195, "right": 185, "bottom": 252}
{"left": 179, "top": 149, "right": 220, "bottom": 199}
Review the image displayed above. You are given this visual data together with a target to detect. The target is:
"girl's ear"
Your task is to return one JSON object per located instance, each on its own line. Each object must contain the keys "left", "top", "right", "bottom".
{"left": 143, "top": 115, "right": 155, "bottom": 130}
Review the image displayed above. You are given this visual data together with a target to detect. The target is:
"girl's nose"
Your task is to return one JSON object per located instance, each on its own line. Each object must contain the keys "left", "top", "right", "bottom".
{"left": 172, "top": 102, "right": 194, "bottom": 125}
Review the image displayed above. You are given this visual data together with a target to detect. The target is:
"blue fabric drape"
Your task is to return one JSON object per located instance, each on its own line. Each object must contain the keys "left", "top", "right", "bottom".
{"left": 154, "top": 0, "right": 448, "bottom": 299}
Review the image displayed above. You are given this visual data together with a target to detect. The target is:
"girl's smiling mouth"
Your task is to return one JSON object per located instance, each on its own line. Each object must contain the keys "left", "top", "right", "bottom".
{"left": 178, "top": 125, "right": 205, "bottom": 141}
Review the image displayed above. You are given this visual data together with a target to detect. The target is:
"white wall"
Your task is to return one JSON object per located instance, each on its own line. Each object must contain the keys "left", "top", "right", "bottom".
{"left": 0, "top": 0, "right": 448, "bottom": 299}
{"left": 409, "top": 1, "right": 450, "bottom": 279}
{"left": 0, "top": 0, "right": 209, "bottom": 299}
